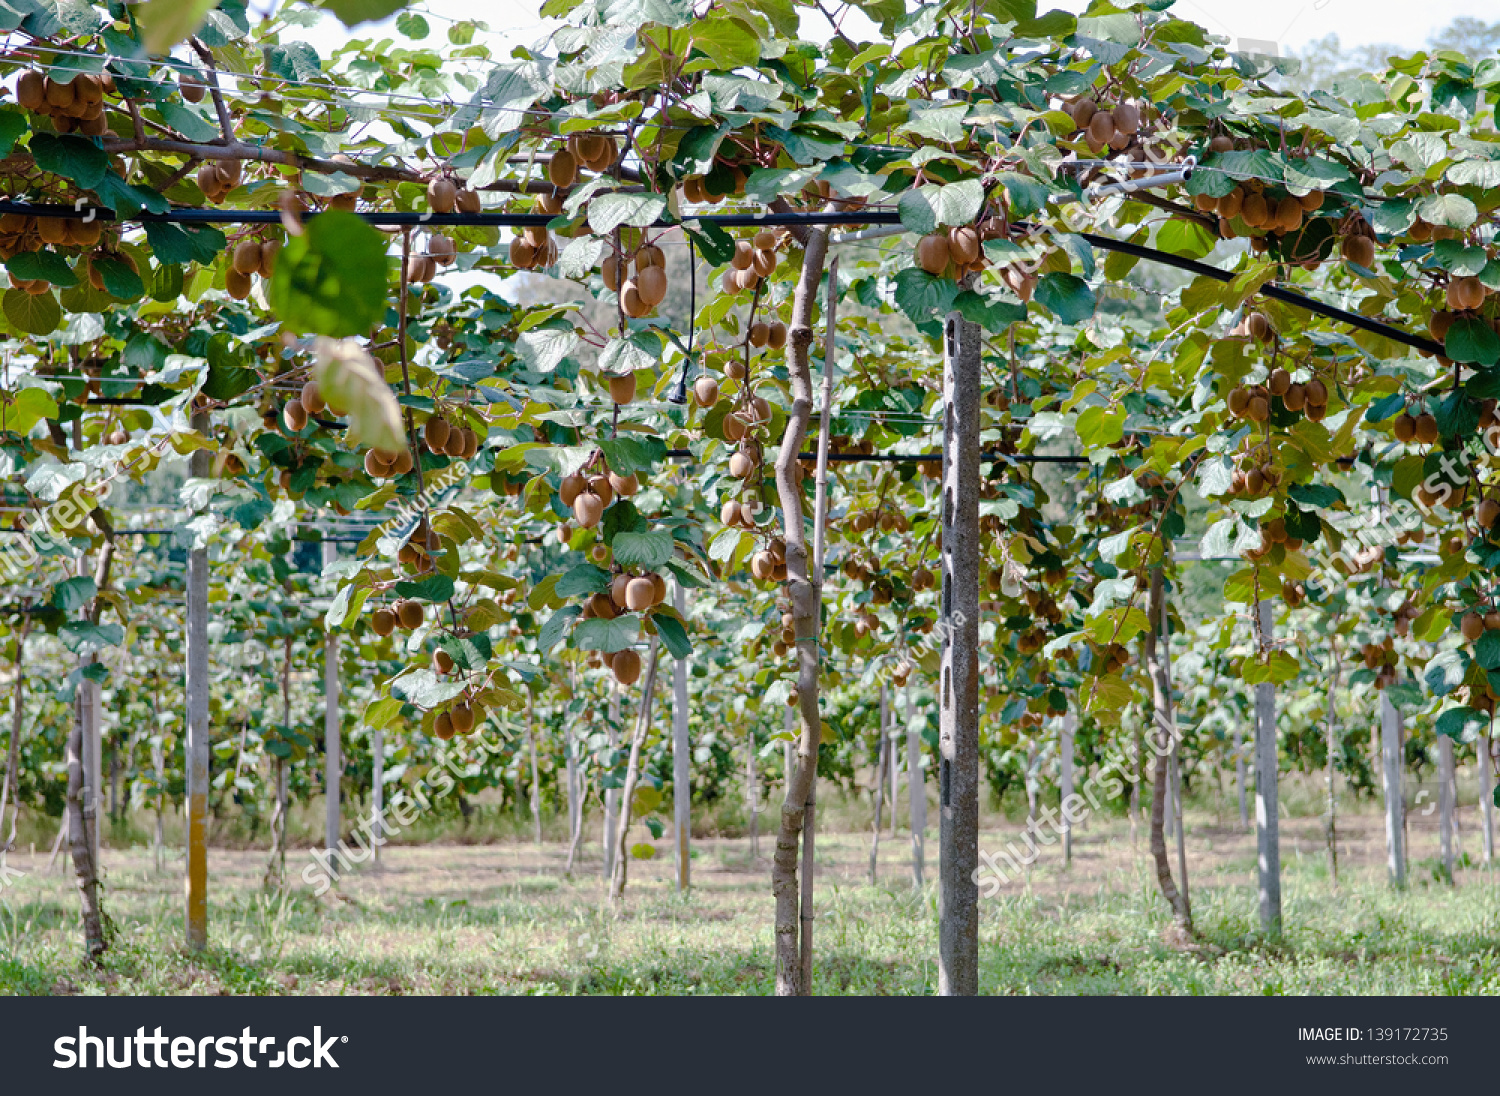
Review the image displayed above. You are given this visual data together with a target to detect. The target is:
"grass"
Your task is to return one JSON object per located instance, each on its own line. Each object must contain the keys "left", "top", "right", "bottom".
{"left": 2, "top": 794, "right": 1498, "bottom": 995}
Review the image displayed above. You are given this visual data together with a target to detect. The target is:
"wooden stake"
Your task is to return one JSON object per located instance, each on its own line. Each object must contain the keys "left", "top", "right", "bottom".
{"left": 672, "top": 583, "right": 691, "bottom": 891}
{"left": 906, "top": 684, "right": 924, "bottom": 887}
{"left": 1254, "top": 597, "right": 1282, "bottom": 932}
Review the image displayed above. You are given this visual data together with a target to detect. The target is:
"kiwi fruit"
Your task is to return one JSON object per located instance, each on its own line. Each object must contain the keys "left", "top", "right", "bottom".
{"left": 608, "top": 372, "right": 637, "bottom": 405}
{"left": 636, "top": 264, "right": 667, "bottom": 308}
{"left": 434, "top": 649, "right": 455, "bottom": 674}
{"left": 396, "top": 600, "right": 424, "bottom": 630}
{"left": 427, "top": 178, "right": 457, "bottom": 214}
{"left": 612, "top": 648, "right": 642, "bottom": 685}
{"left": 450, "top": 703, "right": 475, "bottom": 734}
{"left": 559, "top": 472, "right": 586, "bottom": 507}
{"left": 1393, "top": 413, "right": 1417, "bottom": 442}
{"left": 282, "top": 399, "right": 308, "bottom": 432}
{"left": 424, "top": 416, "right": 451, "bottom": 453}
{"left": 1414, "top": 413, "right": 1439, "bottom": 445}
{"left": 225, "top": 268, "right": 253, "bottom": 300}
{"left": 916, "top": 234, "right": 950, "bottom": 275}
{"left": 692, "top": 377, "right": 719, "bottom": 408}
{"left": 767, "top": 322, "right": 787, "bottom": 350}
{"left": 573, "top": 492, "right": 604, "bottom": 528}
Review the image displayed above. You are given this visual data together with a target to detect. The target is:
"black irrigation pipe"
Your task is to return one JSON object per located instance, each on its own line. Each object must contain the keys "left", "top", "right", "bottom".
{"left": 665, "top": 448, "right": 1088, "bottom": 465}
{"left": 0, "top": 199, "right": 1444, "bottom": 376}
{"left": 1074, "top": 231, "right": 1447, "bottom": 357}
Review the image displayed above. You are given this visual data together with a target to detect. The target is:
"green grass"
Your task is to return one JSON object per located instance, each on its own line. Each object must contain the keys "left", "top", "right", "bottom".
{"left": 2, "top": 802, "right": 1498, "bottom": 995}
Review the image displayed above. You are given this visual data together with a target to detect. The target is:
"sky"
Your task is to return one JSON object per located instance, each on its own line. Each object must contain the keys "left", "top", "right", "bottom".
{"left": 287, "top": 0, "right": 1497, "bottom": 59}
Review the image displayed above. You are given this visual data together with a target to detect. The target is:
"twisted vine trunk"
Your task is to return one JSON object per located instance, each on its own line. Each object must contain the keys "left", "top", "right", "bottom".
{"left": 609, "top": 638, "right": 660, "bottom": 902}
{"left": 66, "top": 720, "right": 106, "bottom": 959}
{"left": 1143, "top": 569, "right": 1192, "bottom": 938}
{"left": 0, "top": 606, "right": 30, "bottom": 860}
{"left": 771, "top": 225, "right": 829, "bottom": 997}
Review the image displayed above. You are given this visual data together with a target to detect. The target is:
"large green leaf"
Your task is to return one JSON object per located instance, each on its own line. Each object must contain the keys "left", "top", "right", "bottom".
{"left": 137, "top": 0, "right": 217, "bottom": 53}
{"left": 1034, "top": 273, "right": 1096, "bottom": 324}
{"left": 611, "top": 530, "right": 674, "bottom": 568}
{"left": 574, "top": 613, "right": 640, "bottom": 653}
{"left": 268, "top": 210, "right": 389, "bottom": 337}
{"left": 896, "top": 179, "right": 984, "bottom": 235}
{"left": 587, "top": 192, "right": 668, "bottom": 235}
{"left": 2, "top": 289, "right": 59, "bottom": 335}
{"left": 27, "top": 134, "right": 107, "bottom": 189}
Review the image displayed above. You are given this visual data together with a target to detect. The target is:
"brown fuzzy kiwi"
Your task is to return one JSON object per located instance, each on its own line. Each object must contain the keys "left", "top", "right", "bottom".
{"left": 16, "top": 70, "right": 44, "bottom": 111}
{"left": 1393, "top": 413, "right": 1417, "bottom": 442}
{"left": 372, "top": 608, "right": 396, "bottom": 637}
{"left": 389, "top": 449, "right": 414, "bottom": 476}
{"left": 363, "top": 449, "right": 392, "bottom": 477}
{"left": 948, "top": 225, "right": 980, "bottom": 265}
{"left": 396, "top": 600, "right": 424, "bottom": 630}
{"left": 424, "top": 416, "right": 451, "bottom": 453}
{"left": 1414, "top": 413, "right": 1439, "bottom": 445}
{"left": 609, "top": 472, "right": 639, "bottom": 497}
{"left": 1113, "top": 102, "right": 1141, "bottom": 135}
{"left": 573, "top": 492, "right": 604, "bottom": 528}
{"left": 1268, "top": 368, "right": 1291, "bottom": 396}
{"left": 1304, "top": 378, "right": 1328, "bottom": 408}
{"left": 636, "top": 264, "right": 667, "bottom": 307}
{"left": 1341, "top": 234, "right": 1375, "bottom": 268}
{"left": 693, "top": 376, "right": 719, "bottom": 408}
{"left": 624, "top": 577, "right": 654, "bottom": 612}
{"left": 767, "top": 322, "right": 787, "bottom": 350}
{"left": 285, "top": 398, "right": 312, "bottom": 431}
{"left": 225, "top": 267, "right": 253, "bottom": 300}
{"left": 608, "top": 372, "right": 637, "bottom": 405}
{"left": 427, "top": 177, "right": 457, "bottom": 214}
{"left": 732, "top": 240, "right": 754, "bottom": 270}
{"left": 612, "top": 648, "right": 642, "bottom": 685}
{"left": 434, "top": 649, "right": 455, "bottom": 674}
{"left": 232, "top": 238, "right": 262, "bottom": 276}
{"left": 916, "top": 233, "right": 950, "bottom": 275}
{"left": 559, "top": 472, "right": 586, "bottom": 507}
{"left": 1283, "top": 383, "right": 1306, "bottom": 412}
{"left": 548, "top": 150, "right": 578, "bottom": 188}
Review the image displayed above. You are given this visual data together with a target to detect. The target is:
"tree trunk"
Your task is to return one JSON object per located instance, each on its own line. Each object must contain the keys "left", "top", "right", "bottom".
{"left": 1324, "top": 647, "right": 1340, "bottom": 885}
{"left": 889, "top": 698, "right": 899, "bottom": 838}
{"left": 906, "top": 684, "right": 925, "bottom": 887}
{"left": 371, "top": 726, "right": 384, "bottom": 869}
{"left": 673, "top": 583, "right": 692, "bottom": 891}
{"left": 266, "top": 634, "right": 292, "bottom": 889}
{"left": 869, "top": 684, "right": 887, "bottom": 884}
{"left": 1233, "top": 724, "right": 1249, "bottom": 832}
{"left": 1129, "top": 722, "right": 1142, "bottom": 847}
{"left": 747, "top": 731, "right": 760, "bottom": 862}
{"left": 603, "top": 680, "right": 620, "bottom": 882}
{"left": 938, "top": 309, "right": 981, "bottom": 996}
{"left": 1438, "top": 733, "right": 1455, "bottom": 885}
{"left": 1143, "top": 570, "right": 1191, "bottom": 937}
{"left": 80, "top": 664, "right": 100, "bottom": 868}
{"left": 185, "top": 408, "right": 212, "bottom": 950}
{"left": 323, "top": 541, "right": 341, "bottom": 873}
{"left": 1254, "top": 598, "right": 1282, "bottom": 934}
{"left": 66, "top": 720, "right": 106, "bottom": 959}
{"left": 770, "top": 227, "right": 829, "bottom": 997}
{"left": 0, "top": 609, "right": 30, "bottom": 862}
{"left": 526, "top": 698, "right": 543, "bottom": 846}
{"left": 1059, "top": 711, "right": 1075, "bottom": 869}
{"left": 1380, "top": 691, "right": 1405, "bottom": 889}
{"left": 152, "top": 736, "right": 165, "bottom": 874}
{"left": 1481, "top": 734, "right": 1494, "bottom": 866}
{"left": 609, "top": 639, "right": 660, "bottom": 902}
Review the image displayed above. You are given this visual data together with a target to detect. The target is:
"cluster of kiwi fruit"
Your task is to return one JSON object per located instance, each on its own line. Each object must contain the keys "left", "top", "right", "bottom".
{"left": 559, "top": 461, "right": 638, "bottom": 530}
{"left": 851, "top": 608, "right": 882, "bottom": 638}
{"left": 1358, "top": 637, "right": 1400, "bottom": 689}
{"left": 1090, "top": 641, "right": 1132, "bottom": 673}
{"left": 371, "top": 598, "right": 426, "bottom": 636}
{"left": 1391, "top": 408, "right": 1440, "bottom": 445}
{"left": 423, "top": 412, "right": 482, "bottom": 460}
{"left": 196, "top": 158, "right": 244, "bottom": 205}
{"left": 914, "top": 222, "right": 988, "bottom": 281}
{"left": 398, "top": 515, "right": 441, "bottom": 572}
{"left": 1281, "top": 579, "right": 1308, "bottom": 607}
{"left": 1227, "top": 454, "right": 1280, "bottom": 498}
{"left": 0, "top": 210, "right": 99, "bottom": 264}
{"left": 1444, "top": 275, "right": 1490, "bottom": 313}
{"left": 406, "top": 232, "right": 456, "bottom": 284}
{"left": 1226, "top": 366, "right": 1330, "bottom": 424}
{"left": 225, "top": 234, "right": 280, "bottom": 300}
{"left": 1062, "top": 94, "right": 1145, "bottom": 151}
{"left": 425, "top": 176, "right": 483, "bottom": 216}
{"left": 1194, "top": 180, "right": 1324, "bottom": 240}
{"left": 1338, "top": 217, "right": 1377, "bottom": 268}
{"left": 510, "top": 225, "right": 557, "bottom": 271}
{"left": 553, "top": 131, "right": 619, "bottom": 187}
{"left": 280, "top": 378, "right": 336, "bottom": 432}
{"left": 604, "top": 243, "right": 667, "bottom": 318}
{"left": 432, "top": 699, "right": 479, "bottom": 740}
{"left": 749, "top": 536, "right": 788, "bottom": 583}
{"left": 16, "top": 69, "right": 114, "bottom": 136}
{"left": 681, "top": 171, "right": 742, "bottom": 205}
{"left": 720, "top": 231, "right": 783, "bottom": 295}
{"left": 847, "top": 506, "right": 910, "bottom": 535}
{"left": 1241, "top": 514, "right": 1305, "bottom": 562}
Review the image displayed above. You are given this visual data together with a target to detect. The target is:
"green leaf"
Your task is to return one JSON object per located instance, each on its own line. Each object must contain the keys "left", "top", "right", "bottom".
{"left": 390, "top": 669, "right": 466, "bottom": 710}
{"left": 538, "top": 605, "right": 581, "bottom": 652}
{"left": 8, "top": 250, "right": 77, "bottom": 287}
{"left": 2, "top": 387, "right": 59, "bottom": 435}
{"left": 1288, "top": 483, "right": 1344, "bottom": 509}
{"left": 1034, "top": 273, "right": 1095, "bottom": 324}
{"left": 394, "top": 573, "right": 456, "bottom": 602}
{"left": 653, "top": 612, "right": 691, "bottom": 659}
{"left": 896, "top": 179, "right": 984, "bottom": 235}
{"left": 891, "top": 267, "right": 960, "bottom": 324}
{"left": 263, "top": 42, "right": 322, "bottom": 83}
{"left": 144, "top": 221, "right": 227, "bottom": 266}
{"left": 136, "top": 0, "right": 217, "bottom": 55}
{"left": 954, "top": 289, "right": 1026, "bottom": 331}
{"left": 1156, "top": 218, "right": 1216, "bottom": 260}
{"left": 157, "top": 101, "right": 220, "bottom": 144}
{"left": 27, "top": 133, "right": 107, "bottom": 189}
{"left": 1436, "top": 704, "right": 1486, "bottom": 743}
{"left": 1417, "top": 192, "right": 1478, "bottom": 230}
{"left": 92, "top": 258, "right": 144, "bottom": 301}
{"left": 556, "top": 563, "right": 611, "bottom": 598}
{"left": 0, "top": 110, "right": 27, "bottom": 157}
{"left": 574, "top": 614, "right": 640, "bottom": 653}
{"left": 1425, "top": 649, "right": 1468, "bottom": 696}
{"left": 51, "top": 576, "right": 96, "bottom": 613}
{"left": 599, "top": 435, "right": 666, "bottom": 476}
{"left": 268, "top": 210, "right": 389, "bottom": 337}
{"left": 318, "top": 0, "right": 415, "bottom": 26}
{"left": 685, "top": 220, "right": 735, "bottom": 266}
{"left": 1075, "top": 405, "right": 1125, "bottom": 448}
{"left": 1446, "top": 315, "right": 1500, "bottom": 366}
{"left": 2, "top": 288, "right": 59, "bottom": 335}
{"left": 611, "top": 530, "right": 674, "bottom": 568}
{"left": 587, "top": 192, "right": 668, "bottom": 235}
{"left": 58, "top": 620, "right": 124, "bottom": 656}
